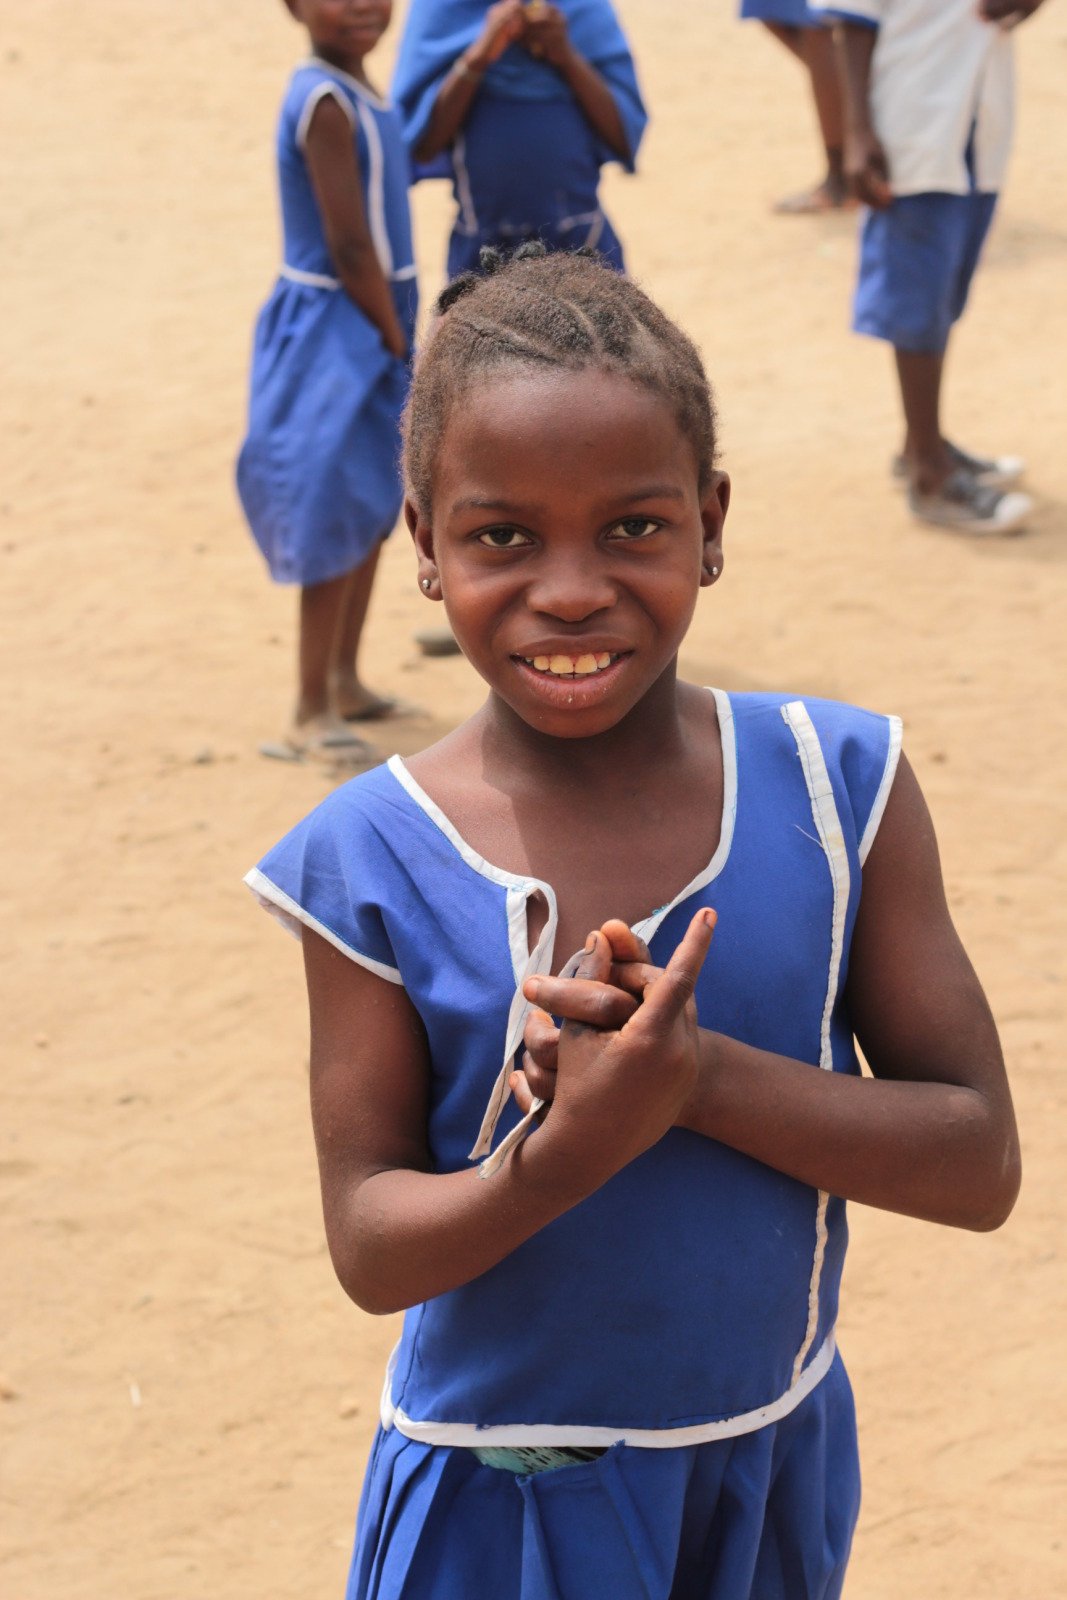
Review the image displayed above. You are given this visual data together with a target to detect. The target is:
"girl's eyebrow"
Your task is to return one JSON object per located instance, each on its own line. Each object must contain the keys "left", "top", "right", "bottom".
{"left": 450, "top": 485, "right": 687, "bottom": 516}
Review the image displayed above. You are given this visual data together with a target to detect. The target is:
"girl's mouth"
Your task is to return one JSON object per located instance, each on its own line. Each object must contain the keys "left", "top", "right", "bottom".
{"left": 516, "top": 651, "right": 622, "bottom": 679}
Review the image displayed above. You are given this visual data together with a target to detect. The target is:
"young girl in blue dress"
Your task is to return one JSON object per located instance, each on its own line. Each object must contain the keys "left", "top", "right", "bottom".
{"left": 246, "top": 248, "right": 1020, "bottom": 1598}
{"left": 237, "top": 0, "right": 418, "bottom": 762}
{"left": 391, "top": 0, "right": 646, "bottom": 277}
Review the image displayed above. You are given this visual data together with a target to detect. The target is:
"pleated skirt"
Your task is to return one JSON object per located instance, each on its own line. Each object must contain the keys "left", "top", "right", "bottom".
{"left": 346, "top": 1351, "right": 861, "bottom": 1600}
{"left": 236, "top": 279, "right": 415, "bottom": 588}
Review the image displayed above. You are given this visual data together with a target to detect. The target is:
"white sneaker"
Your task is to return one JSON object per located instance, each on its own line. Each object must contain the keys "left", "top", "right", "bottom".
{"left": 892, "top": 442, "right": 1026, "bottom": 492}
{"left": 908, "top": 469, "right": 1034, "bottom": 535}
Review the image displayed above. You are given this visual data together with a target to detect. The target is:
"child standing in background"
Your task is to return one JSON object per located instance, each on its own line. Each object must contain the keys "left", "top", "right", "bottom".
{"left": 392, "top": 0, "right": 646, "bottom": 277}
{"left": 815, "top": 0, "right": 1043, "bottom": 533}
{"left": 237, "top": 1, "right": 417, "bottom": 762}
{"left": 739, "top": 0, "right": 850, "bottom": 213}
{"left": 247, "top": 249, "right": 1019, "bottom": 1599}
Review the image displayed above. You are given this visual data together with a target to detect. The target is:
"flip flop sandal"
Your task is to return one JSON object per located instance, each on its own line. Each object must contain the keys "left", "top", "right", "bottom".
{"left": 258, "top": 727, "right": 377, "bottom": 765}
{"left": 341, "top": 695, "right": 423, "bottom": 723}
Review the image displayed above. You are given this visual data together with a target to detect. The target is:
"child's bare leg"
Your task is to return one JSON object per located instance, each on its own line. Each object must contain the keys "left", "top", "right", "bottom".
{"left": 894, "top": 347, "right": 952, "bottom": 495}
{"left": 762, "top": 22, "right": 848, "bottom": 212}
{"left": 329, "top": 541, "right": 396, "bottom": 720}
{"left": 296, "top": 569, "right": 356, "bottom": 726}
{"left": 799, "top": 28, "right": 846, "bottom": 199}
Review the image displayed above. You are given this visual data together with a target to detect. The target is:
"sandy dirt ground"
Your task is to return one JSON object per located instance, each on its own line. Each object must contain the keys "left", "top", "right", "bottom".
{"left": 2, "top": 2, "right": 1065, "bottom": 1595}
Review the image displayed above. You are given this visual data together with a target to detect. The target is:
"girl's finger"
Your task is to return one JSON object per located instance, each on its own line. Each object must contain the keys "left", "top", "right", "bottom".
{"left": 574, "top": 928, "right": 612, "bottom": 983}
{"left": 509, "top": 1070, "right": 536, "bottom": 1115}
{"left": 609, "top": 959, "right": 663, "bottom": 997}
{"left": 523, "top": 1007, "right": 560, "bottom": 1063}
{"left": 523, "top": 976, "right": 639, "bottom": 1030}
{"left": 600, "top": 919, "right": 652, "bottom": 965}
{"left": 625, "top": 909, "right": 716, "bottom": 1034}
{"left": 520, "top": 1053, "right": 557, "bottom": 1100}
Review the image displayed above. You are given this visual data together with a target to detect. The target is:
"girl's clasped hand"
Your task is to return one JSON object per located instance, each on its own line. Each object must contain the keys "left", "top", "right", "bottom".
{"left": 511, "top": 912, "right": 717, "bottom": 1179}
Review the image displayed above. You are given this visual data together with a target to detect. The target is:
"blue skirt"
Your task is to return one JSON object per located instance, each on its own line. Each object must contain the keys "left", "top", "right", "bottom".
{"left": 236, "top": 279, "right": 416, "bottom": 587}
{"left": 345, "top": 1352, "right": 860, "bottom": 1600}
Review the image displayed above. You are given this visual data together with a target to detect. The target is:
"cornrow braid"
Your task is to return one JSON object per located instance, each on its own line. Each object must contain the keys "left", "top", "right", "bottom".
{"left": 402, "top": 247, "right": 717, "bottom": 517}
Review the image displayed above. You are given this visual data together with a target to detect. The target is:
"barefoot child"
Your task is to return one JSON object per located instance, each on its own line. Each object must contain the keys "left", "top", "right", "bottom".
{"left": 246, "top": 248, "right": 1019, "bottom": 1598}
{"left": 814, "top": 0, "right": 1043, "bottom": 532}
{"left": 391, "top": 0, "right": 646, "bottom": 277}
{"left": 237, "top": 0, "right": 417, "bottom": 762}
{"left": 739, "top": 0, "right": 850, "bottom": 213}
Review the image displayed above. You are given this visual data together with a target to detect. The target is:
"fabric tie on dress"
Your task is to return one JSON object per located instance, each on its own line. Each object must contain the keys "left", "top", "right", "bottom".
{"left": 471, "top": 891, "right": 586, "bottom": 1179}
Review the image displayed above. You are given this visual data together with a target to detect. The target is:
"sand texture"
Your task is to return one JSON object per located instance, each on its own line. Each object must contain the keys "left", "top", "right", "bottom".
{"left": 2, "top": 1, "right": 1065, "bottom": 1595}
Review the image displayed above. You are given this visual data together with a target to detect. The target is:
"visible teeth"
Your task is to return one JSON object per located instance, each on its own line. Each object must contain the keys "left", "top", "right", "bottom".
{"left": 522, "top": 652, "right": 617, "bottom": 676}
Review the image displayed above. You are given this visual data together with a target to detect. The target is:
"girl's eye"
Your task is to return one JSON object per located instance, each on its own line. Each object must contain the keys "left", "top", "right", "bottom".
{"left": 607, "top": 517, "right": 661, "bottom": 541}
{"left": 476, "top": 527, "right": 532, "bottom": 549}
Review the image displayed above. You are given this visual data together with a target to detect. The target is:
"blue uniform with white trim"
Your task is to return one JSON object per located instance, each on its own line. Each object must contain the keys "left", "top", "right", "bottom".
{"left": 248, "top": 689, "right": 902, "bottom": 1598}
{"left": 391, "top": 0, "right": 647, "bottom": 278}
{"left": 236, "top": 62, "right": 418, "bottom": 587}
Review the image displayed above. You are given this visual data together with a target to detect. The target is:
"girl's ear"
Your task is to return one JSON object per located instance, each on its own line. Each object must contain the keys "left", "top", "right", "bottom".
{"left": 699, "top": 470, "right": 729, "bottom": 588}
{"left": 406, "top": 498, "right": 442, "bottom": 598}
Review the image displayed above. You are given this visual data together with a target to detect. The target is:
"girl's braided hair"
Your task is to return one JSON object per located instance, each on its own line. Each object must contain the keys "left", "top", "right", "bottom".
{"left": 402, "top": 243, "right": 718, "bottom": 516}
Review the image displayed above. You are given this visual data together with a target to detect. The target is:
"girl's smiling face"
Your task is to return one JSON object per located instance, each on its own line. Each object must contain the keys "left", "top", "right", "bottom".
{"left": 287, "top": 0, "right": 392, "bottom": 61}
{"left": 410, "top": 367, "right": 729, "bottom": 740}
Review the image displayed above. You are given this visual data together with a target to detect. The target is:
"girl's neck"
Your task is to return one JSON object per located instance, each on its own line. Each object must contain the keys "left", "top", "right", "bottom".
{"left": 310, "top": 45, "right": 374, "bottom": 89}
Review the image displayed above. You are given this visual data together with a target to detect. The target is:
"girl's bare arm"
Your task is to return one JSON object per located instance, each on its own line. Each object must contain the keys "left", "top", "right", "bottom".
{"left": 414, "top": 0, "right": 526, "bottom": 161}
{"left": 303, "top": 95, "right": 408, "bottom": 356}
{"left": 521, "top": 758, "right": 1021, "bottom": 1232}
{"left": 304, "top": 912, "right": 711, "bottom": 1314}
{"left": 524, "top": 7, "right": 629, "bottom": 159}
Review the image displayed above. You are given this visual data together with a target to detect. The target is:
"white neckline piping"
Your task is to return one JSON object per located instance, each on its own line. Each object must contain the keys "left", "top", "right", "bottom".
{"left": 299, "top": 56, "right": 391, "bottom": 111}
{"left": 386, "top": 686, "right": 738, "bottom": 960}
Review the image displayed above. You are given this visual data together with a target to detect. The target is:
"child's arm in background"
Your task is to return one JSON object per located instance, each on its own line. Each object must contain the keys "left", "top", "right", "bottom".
{"left": 414, "top": 0, "right": 527, "bottom": 161}
{"left": 523, "top": 6, "right": 630, "bottom": 160}
{"left": 829, "top": 16, "right": 892, "bottom": 208}
{"left": 520, "top": 757, "right": 1020, "bottom": 1233}
{"left": 303, "top": 911, "right": 713, "bottom": 1314}
{"left": 303, "top": 95, "right": 408, "bottom": 357}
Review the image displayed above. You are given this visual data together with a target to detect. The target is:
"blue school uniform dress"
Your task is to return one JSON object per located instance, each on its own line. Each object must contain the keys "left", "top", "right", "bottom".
{"left": 392, "top": 0, "right": 647, "bottom": 278}
{"left": 248, "top": 690, "right": 903, "bottom": 1599}
{"left": 236, "top": 61, "right": 418, "bottom": 588}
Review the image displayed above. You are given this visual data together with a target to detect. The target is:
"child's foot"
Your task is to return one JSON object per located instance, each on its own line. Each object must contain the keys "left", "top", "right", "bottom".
{"left": 907, "top": 469, "right": 1034, "bottom": 535}
{"left": 259, "top": 714, "right": 377, "bottom": 766}
{"left": 892, "top": 442, "right": 1026, "bottom": 492}
{"left": 772, "top": 175, "right": 854, "bottom": 215}
{"left": 329, "top": 672, "right": 399, "bottom": 722}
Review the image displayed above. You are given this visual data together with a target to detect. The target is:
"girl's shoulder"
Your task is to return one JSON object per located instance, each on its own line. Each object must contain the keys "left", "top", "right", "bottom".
{"left": 720, "top": 687, "right": 903, "bottom": 860}
{"left": 245, "top": 762, "right": 426, "bottom": 986}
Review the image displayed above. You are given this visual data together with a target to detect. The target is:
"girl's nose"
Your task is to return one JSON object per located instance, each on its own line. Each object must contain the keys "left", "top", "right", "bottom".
{"left": 526, "top": 554, "right": 617, "bottom": 623}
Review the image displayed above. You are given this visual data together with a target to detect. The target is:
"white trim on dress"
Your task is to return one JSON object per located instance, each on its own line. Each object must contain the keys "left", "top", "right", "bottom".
{"left": 354, "top": 97, "right": 394, "bottom": 279}
{"left": 381, "top": 1329, "right": 837, "bottom": 1449}
{"left": 244, "top": 867, "right": 404, "bottom": 985}
{"left": 858, "top": 714, "right": 903, "bottom": 865}
{"left": 279, "top": 263, "right": 341, "bottom": 289}
{"left": 780, "top": 702, "right": 850, "bottom": 1387}
{"left": 298, "top": 56, "right": 391, "bottom": 111}
{"left": 296, "top": 79, "right": 356, "bottom": 151}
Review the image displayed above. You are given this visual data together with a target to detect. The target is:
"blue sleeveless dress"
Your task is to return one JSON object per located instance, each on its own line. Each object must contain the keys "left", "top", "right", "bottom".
{"left": 247, "top": 690, "right": 903, "bottom": 1598}
{"left": 391, "top": 0, "right": 647, "bottom": 278}
{"left": 236, "top": 61, "right": 418, "bottom": 587}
